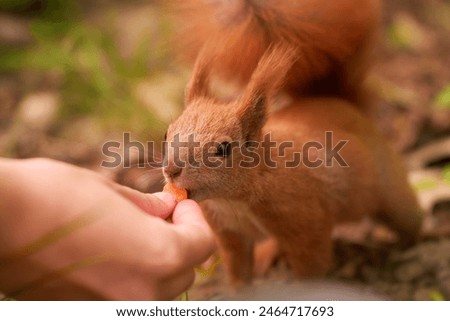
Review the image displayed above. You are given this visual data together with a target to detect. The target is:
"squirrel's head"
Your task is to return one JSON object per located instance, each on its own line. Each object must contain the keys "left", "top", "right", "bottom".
{"left": 163, "top": 43, "right": 296, "bottom": 201}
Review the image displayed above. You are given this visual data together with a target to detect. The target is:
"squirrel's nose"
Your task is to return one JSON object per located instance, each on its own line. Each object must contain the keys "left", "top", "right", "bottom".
{"left": 164, "top": 162, "right": 182, "bottom": 180}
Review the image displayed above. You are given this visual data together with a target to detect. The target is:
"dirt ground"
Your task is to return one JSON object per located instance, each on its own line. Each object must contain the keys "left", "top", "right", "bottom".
{"left": 0, "top": 0, "right": 449, "bottom": 300}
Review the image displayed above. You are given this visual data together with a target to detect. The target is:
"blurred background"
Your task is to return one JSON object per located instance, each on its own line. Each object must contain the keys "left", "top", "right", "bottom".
{"left": 0, "top": 0, "right": 186, "bottom": 168}
{"left": 0, "top": 0, "right": 449, "bottom": 300}
{"left": 1, "top": 0, "right": 450, "bottom": 162}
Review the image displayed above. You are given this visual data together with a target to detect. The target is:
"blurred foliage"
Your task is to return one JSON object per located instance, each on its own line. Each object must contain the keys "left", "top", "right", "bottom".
{"left": 429, "top": 290, "right": 445, "bottom": 301}
{"left": 387, "top": 14, "right": 426, "bottom": 50}
{"left": 434, "top": 85, "right": 450, "bottom": 110}
{"left": 413, "top": 178, "right": 439, "bottom": 192}
{"left": 0, "top": 0, "right": 173, "bottom": 136}
{"left": 0, "top": 0, "right": 36, "bottom": 11}
{"left": 414, "top": 164, "right": 450, "bottom": 192}
{"left": 442, "top": 163, "right": 450, "bottom": 185}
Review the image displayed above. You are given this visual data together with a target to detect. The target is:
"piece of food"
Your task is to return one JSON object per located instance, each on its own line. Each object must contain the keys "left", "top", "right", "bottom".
{"left": 163, "top": 183, "right": 188, "bottom": 202}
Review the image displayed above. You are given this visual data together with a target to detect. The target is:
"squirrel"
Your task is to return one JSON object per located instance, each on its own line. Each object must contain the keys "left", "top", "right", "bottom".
{"left": 171, "top": 0, "right": 382, "bottom": 106}
{"left": 162, "top": 0, "right": 423, "bottom": 285}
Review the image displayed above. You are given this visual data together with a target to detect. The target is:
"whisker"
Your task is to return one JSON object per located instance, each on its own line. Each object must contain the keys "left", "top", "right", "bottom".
{"left": 114, "top": 164, "right": 164, "bottom": 193}
{"left": 225, "top": 198, "right": 242, "bottom": 227}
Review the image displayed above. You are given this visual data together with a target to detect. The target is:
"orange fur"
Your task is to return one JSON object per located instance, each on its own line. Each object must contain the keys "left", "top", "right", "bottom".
{"left": 170, "top": 0, "right": 381, "bottom": 106}
{"left": 163, "top": 45, "right": 423, "bottom": 285}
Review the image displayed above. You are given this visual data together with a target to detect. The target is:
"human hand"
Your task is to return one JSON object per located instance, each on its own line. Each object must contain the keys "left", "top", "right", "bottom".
{"left": 0, "top": 158, "right": 215, "bottom": 300}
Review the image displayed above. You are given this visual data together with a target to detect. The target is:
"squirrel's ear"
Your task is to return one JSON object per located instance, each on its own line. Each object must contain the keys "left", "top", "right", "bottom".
{"left": 237, "top": 90, "right": 267, "bottom": 140}
{"left": 238, "top": 43, "right": 297, "bottom": 139}
{"left": 185, "top": 46, "right": 214, "bottom": 105}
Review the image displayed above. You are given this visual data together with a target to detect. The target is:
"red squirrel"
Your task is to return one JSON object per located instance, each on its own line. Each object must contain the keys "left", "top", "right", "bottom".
{"left": 162, "top": 1, "right": 423, "bottom": 285}
{"left": 172, "top": 0, "right": 382, "bottom": 105}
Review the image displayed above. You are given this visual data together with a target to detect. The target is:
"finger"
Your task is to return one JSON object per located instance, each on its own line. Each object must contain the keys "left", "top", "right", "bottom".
{"left": 155, "top": 269, "right": 196, "bottom": 300}
{"left": 171, "top": 200, "right": 216, "bottom": 265}
{"left": 109, "top": 183, "right": 176, "bottom": 219}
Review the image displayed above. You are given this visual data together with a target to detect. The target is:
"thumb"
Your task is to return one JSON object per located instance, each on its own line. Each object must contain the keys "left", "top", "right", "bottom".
{"left": 172, "top": 200, "right": 216, "bottom": 265}
{"left": 172, "top": 200, "right": 210, "bottom": 230}
{"left": 108, "top": 181, "right": 176, "bottom": 219}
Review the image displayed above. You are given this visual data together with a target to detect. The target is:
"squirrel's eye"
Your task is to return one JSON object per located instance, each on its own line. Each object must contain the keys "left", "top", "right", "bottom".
{"left": 215, "top": 141, "right": 231, "bottom": 157}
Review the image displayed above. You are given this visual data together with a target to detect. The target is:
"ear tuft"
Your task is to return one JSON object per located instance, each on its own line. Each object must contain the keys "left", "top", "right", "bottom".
{"left": 185, "top": 41, "right": 224, "bottom": 105}
{"left": 238, "top": 43, "right": 298, "bottom": 139}
{"left": 185, "top": 52, "right": 210, "bottom": 105}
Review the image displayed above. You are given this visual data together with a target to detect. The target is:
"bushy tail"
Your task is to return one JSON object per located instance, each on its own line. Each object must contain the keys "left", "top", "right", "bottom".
{"left": 169, "top": 0, "right": 381, "bottom": 106}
